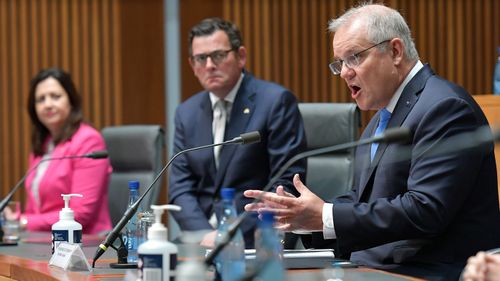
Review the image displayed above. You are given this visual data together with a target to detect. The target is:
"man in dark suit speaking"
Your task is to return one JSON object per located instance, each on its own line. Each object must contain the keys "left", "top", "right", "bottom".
{"left": 169, "top": 18, "right": 307, "bottom": 248}
{"left": 244, "top": 3, "right": 500, "bottom": 280}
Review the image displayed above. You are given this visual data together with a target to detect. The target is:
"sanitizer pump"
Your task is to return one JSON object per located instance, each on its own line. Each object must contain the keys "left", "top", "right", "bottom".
{"left": 138, "top": 204, "right": 181, "bottom": 281}
{"left": 51, "top": 194, "right": 83, "bottom": 254}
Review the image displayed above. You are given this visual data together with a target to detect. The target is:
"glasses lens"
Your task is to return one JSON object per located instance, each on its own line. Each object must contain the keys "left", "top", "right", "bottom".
{"left": 329, "top": 61, "right": 342, "bottom": 75}
{"left": 193, "top": 54, "right": 207, "bottom": 65}
{"left": 211, "top": 51, "right": 227, "bottom": 64}
{"left": 345, "top": 54, "right": 360, "bottom": 69}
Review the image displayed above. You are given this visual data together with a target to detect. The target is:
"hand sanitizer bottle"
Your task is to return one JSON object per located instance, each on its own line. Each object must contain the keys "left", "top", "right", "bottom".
{"left": 51, "top": 194, "right": 83, "bottom": 254}
{"left": 138, "top": 204, "right": 181, "bottom": 281}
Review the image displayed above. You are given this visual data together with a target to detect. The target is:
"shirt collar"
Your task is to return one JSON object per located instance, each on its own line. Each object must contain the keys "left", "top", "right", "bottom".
{"left": 385, "top": 60, "right": 424, "bottom": 113}
{"left": 209, "top": 73, "right": 244, "bottom": 108}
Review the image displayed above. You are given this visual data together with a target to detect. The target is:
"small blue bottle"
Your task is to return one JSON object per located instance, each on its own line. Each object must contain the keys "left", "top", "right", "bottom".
{"left": 494, "top": 47, "right": 500, "bottom": 95}
{"left": 214, "top": 187, "right": 245, "bottom": 281}
{"left": 255, "top": 212, "right": 284, "bottom": 281}
{"left": 125, "top": 180, "right": 141, "bottom": 264}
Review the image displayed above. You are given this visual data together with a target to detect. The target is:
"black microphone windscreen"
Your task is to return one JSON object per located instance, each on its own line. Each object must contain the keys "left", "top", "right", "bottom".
{"left": 239, "top": 131, "right": 261, "bottom": 144}
{"left": 381, "top": 127, "right": 412, "bottom": 143}
{"left": 86, "top": 150, "right": 109, "bottom": 159}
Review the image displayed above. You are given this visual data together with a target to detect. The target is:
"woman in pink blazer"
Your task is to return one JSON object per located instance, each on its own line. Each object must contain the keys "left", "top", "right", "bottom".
{"left": 20, "top": 68, "right": 112, "bottom": 234}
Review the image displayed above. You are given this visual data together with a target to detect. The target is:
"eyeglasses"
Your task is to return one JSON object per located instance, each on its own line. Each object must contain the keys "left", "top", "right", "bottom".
{"left": 328, "top": 40, "right": 391, "bottom": 75}
{"left": 191, "top": 49, "right": 235, "bottom": 66}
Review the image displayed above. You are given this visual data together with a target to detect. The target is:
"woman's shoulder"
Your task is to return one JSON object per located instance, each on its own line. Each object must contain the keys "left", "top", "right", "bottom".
{"left": 66, "top": 123, "right": 106, "bottom": 150}
{"left": 73, "top": 123, "right": 103, "bottom": 139}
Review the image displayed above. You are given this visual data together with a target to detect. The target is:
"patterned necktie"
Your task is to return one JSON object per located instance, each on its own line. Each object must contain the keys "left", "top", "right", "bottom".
{"left": 370, "top": 108, "right": 391, "bottom": 162}
{"left": 213, "top": 99, "right": 227, "bottom": 168}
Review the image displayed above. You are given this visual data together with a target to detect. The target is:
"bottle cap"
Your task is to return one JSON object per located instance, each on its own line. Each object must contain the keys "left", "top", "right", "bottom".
{"left": 220, "top": 187, "right": 235, "bottom": 200}
{"left": 259, "top": 211, "right": 275, "bottom": 226}
{"left": 148, "top": 204, "right": 182, "bottom": 241}
{"left": 60, "top": 194, "right": 83, "bottom": 220}
{"left": 128, "top": 180, "right": 139, "bottom": 190}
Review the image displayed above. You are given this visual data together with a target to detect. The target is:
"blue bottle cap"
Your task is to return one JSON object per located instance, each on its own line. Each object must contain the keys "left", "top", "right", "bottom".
{"left": 128, "top": 180, "right": 140, "bottom": 190}
{"left": 220, "top": 187, "right": 235, "bottom": 200}
{"left": 260, "top": 211, "right": 275, "bottom": 226}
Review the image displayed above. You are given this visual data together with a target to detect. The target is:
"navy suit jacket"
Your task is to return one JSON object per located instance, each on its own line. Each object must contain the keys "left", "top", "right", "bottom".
{"left": 312, "top": 65, "right": 500, "bottom": 279}
{"left": 169, "top": 72, "right": 307, "bottom": 247}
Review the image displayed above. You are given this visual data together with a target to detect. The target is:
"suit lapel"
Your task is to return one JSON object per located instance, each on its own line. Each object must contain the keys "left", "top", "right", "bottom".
{"left": 358, "top": 65, "right": 434, "bottom": 198}
{"left": 214, "top": 74, "right": 256, "bottom": 189}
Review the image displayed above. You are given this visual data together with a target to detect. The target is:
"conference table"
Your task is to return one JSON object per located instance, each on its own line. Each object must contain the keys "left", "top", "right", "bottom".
{"left": 0, "top": 232, "right": 424, "bottom": 281}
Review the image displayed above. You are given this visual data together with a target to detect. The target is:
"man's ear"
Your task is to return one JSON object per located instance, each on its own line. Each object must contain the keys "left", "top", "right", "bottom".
{"left": 390, "top": 38, "right": 404, "bottom": 65}
{"left": 237, "top": 46, "right": 247, "bottom": 68}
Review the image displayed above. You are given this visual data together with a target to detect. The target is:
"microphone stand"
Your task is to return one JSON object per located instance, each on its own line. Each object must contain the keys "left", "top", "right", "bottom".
{"left": 92, "top": 132, "right": 261, "bottom": 268}
{"left": 0, "top": 151, "right": 108, "bottom": 213}
{"left": 0, "top": 151, "right": 108, "bottom": 243}
{"left": 204, "top": 127, "right": 412, "bottom": 267}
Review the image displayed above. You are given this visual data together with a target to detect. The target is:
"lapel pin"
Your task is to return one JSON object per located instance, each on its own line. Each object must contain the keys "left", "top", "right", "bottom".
{"left": 243, "top": 108, "right": 250, "bottom": 114}
{"left": 406, "top": 100, "right": 411, "bottom": 106}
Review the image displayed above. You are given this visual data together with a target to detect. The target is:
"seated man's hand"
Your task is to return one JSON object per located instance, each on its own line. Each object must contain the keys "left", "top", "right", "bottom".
{"left": 200, "top": 230, "right": 217, "bottom": 248}
{"left": 244, "top": 174, "right": 324, "bottom": 232}
{"left": 463, "top": 251, "right": 500, "bottom": 281}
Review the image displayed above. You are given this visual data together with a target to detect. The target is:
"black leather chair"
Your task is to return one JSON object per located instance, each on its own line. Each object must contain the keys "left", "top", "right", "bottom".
{"left": 298, "top": 102, "right": 360, "bottom": 200}
{"left": 101, "top": 125, "right": 165, "bottom": 226}
{"left": 284, "top": 103, "right": 360, "bottom": 249}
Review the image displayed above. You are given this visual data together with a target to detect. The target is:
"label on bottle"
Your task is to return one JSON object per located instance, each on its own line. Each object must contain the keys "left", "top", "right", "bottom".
{"left": 51, "top": 229, "right": 82, "bottom": 254}
{"left": 73, "top": 229, "right": 82, "bottom": 244}
{"left": 138, "top": 253, "right": 177, "bottom": 281}
{"left": 52, "top": 230, "right": 68, "bottom": 254}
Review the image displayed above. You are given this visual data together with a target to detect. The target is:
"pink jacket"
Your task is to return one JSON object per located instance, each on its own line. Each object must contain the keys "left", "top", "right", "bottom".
{"left": 24, "top": 123, "right": 112, "bottom": 234}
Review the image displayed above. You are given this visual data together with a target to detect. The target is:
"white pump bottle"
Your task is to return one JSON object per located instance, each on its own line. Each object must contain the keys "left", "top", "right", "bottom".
{"left": 51, "top": 193, "right": 83, "bottom": 254}
{"left": 137, "top": 204, "right": 181, "bottom": 281}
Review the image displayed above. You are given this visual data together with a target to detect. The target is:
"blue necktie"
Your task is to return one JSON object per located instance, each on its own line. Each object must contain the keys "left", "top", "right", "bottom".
{"left": 371, "top": 108, "right": 391, "bottom": 161}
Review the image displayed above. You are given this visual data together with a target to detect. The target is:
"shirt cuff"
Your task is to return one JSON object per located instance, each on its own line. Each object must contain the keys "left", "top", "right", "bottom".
{"left": 322, "top": 203, "right": 336, "bottom": 239}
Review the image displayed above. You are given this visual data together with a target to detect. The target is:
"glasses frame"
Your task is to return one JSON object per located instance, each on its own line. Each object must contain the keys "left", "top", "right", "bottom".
{"left": 191, "top": 48, "right": 235, "bottom": 67}
{"left": 328, "top": 39, "right": 391, "bottom": 75}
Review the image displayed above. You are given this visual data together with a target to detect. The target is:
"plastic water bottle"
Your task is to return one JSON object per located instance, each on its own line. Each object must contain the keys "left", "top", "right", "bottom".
{"left": 494, "top": 47, "right": 500, "bottom": 95}
{"left": 126, "top": 180, "right": 141, "bottom": 264}
{"left": 214, "top": 188, "right": 245, "bottom": 281}
{"left": 254, "top": 212, "right": 284, "bottom": 281}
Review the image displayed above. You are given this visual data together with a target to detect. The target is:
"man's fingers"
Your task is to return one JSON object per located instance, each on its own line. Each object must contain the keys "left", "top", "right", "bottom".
{"left": 276, "top": 185, "right": 296, "bottom": 198}
{"left": 293, "top": 174, "right": 310, "bottom": 194}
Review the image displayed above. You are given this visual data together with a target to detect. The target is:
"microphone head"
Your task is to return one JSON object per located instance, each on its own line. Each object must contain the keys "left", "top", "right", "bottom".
{"left": 238, "top": 131, "right": 261, "bottom": 144}
{"left": 85, "top": 150, "right": 109, "bottom": 159}
{"left": 380, "top": 127, "right": 412, "bottom": 143}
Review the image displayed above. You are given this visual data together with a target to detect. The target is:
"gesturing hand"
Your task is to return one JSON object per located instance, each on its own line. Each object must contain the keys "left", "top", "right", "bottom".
{"left": 244, "top": 174, "right": 325, "bottom": 231}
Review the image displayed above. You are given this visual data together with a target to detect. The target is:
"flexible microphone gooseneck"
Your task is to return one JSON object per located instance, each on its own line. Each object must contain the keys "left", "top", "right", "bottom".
{"left": 91, "top": 131, "right": 261, "bottom": 268}
{"left": 204, "top": 127, "right": 412, "bottom": 266}
{"left": 0, "top": 150, "right": 109, "bottom": 213}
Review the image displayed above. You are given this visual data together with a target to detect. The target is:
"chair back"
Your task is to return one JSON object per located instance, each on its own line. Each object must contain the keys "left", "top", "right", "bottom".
{"left": 298, "top": 103, "right": 360, "bottom": 200}
{"left": 102, "top": 125, "right": 165, "bottom": 226}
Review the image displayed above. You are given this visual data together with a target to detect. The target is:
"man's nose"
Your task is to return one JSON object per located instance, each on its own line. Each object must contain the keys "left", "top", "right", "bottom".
{"left": 339, "top": 62, "right": 355, "bottom": 80}
{"left": 205, "top": 57, "right": 217, "bottom": 68}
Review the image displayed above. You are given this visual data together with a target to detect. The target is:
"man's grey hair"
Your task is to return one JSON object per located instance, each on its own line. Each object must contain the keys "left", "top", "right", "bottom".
{"left": 328, "top": 3, "right": 419, "bottom": 61}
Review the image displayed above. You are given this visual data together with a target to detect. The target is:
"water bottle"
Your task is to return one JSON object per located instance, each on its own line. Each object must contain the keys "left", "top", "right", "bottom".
{"left": 126, "top": 180, "right": 141, "bottom": 264}
{"left": 254, "top": 212, "right": 284, "bottom": 281}
{"left": 214, "top": 188, "right": 245, "bottom": 281}
{"left": 494, "top": 47, "right": 500, "bottom": 95}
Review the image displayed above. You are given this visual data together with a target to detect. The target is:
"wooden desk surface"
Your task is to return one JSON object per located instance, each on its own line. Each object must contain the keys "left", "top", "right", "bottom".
{"left": 0, "top": 232, "right": 422, "bottom": 281}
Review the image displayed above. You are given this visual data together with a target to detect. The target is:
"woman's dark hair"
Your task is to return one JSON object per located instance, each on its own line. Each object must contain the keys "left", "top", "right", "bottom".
{"left": 27, "top": 67, "right": 83, "bottom": 156}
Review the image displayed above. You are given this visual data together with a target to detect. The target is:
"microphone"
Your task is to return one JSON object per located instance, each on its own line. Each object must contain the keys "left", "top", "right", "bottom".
{"left": 204, "top": 127, "right": 412, "bottom": 266}
{"left": 91, "top": 131, "right": 262, "bottom": 267}
{"left": 0, "top": 150, "right": 109, "bottom": 213}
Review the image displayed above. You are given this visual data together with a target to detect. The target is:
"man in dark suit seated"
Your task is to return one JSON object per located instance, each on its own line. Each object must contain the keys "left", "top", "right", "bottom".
{"left": 244, "top": 3, "right": 500, "bottom": 280}
{"left": 169, "top": 18, "right": 307, "bottom": 248}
